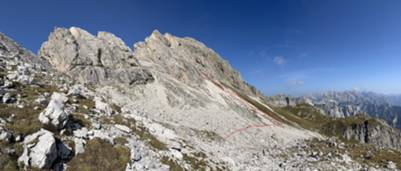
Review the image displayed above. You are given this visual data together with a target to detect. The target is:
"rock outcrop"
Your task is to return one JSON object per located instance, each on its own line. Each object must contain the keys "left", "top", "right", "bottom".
{"left": 18, "top": 129, "right": 58, "bottom": 169}
{"left": 298, "top": 91, "right": 401, "bottom": 129}
{"left": 38, "top": 92, "right": 70, "bottom": 129}
{"left": 266, "top": 94, "right": 297, "bottom": 107}
{"left": 133, "top": 30, "right": 259, "bottom": 96}
{"left": 328, "top": 117, "right": 401, "bottom": 150}
{"left": 40, "top": 27, "right": 154, "bottom": 85}
{"left": 0, "top": 33, "right": 46, "bottom": 68}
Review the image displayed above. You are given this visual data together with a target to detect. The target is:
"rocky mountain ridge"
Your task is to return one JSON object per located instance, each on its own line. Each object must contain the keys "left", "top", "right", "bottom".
{"left": 40, "top": 27, "right": 154, "bottom": 85}
{"left": 0, "top": 27, "right": 400, "bottom": 170}
{"left": 298, "top": 91, "right": 401, "bottom": 129}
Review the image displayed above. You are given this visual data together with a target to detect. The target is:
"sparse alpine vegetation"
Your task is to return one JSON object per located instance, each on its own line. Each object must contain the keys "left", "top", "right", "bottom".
{"left": 1, "top": 27, "right": 401, "bottom": 171}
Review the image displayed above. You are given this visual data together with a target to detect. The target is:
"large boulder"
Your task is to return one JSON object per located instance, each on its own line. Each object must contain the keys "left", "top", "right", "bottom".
{"left": 18, "top": 129, "right": 58, "bottom": 169}
{"left": 38, "top": 92, "right": 70, "bottom": 129}
{"left": 39, "top": 27, "right": 154, "bottom": 85}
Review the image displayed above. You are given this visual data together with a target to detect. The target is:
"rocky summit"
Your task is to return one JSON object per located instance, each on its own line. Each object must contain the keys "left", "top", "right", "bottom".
{"left": 1, "top": 27, "right": 401, "bottom": 171}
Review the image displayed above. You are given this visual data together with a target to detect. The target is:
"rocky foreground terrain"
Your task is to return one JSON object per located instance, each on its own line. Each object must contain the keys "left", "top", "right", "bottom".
{"left": 1, "top": 27, "right": 401, "bottom": 171}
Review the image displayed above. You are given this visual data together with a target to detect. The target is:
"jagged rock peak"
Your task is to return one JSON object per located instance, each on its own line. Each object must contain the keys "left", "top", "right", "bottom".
{"left": 0, "top": 32, "right": 48, "bottom": 71}
{"left": 40, "top": 27, "right": 136, "bottom": 72}
{"left": 134, "top": 29, "right": 260, "bottom": 96}
{"left": 39, "top": 27, "right": 153, "bottom": 85}
{"left": 0, "top": 33, "right": 22, "bottom": 58}
{"left": 0, "top": 33, "right": 36, "bottom": 61}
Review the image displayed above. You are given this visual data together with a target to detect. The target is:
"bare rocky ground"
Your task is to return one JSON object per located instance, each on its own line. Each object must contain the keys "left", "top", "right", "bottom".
{"left": 0, "top": 27, "right": 400, "bottom": 171}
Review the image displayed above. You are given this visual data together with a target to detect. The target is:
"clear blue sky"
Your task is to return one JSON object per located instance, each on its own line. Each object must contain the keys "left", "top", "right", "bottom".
{"left": 1, "top": 0, "right": 401, "bottom": 95}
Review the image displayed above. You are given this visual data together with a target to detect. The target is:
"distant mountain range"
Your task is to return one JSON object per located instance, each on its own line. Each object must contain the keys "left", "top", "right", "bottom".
{"left": 387, "top": 94, "right": 401, "bottom": 106}
{"left": 266, "top": 91, "right": 401, "bottom": 129}
{"left": 297, "top": 91, "right": 401, "bottom": 129}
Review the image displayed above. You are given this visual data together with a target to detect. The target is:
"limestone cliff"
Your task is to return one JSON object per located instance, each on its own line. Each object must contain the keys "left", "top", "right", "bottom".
{"left": 40, "top": 27, "right": 153, "bottom": 85}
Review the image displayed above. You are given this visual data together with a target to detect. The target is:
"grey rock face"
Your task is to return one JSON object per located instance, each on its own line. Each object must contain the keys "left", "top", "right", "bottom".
{"left": 266, "top": 94, "right": 297, "bottom": 107}
{"left": 133, "top": 30, "right": 259, "bottom": 96}
{"left": 299, "top": 91, "right": 401, "bottom": 129}
{"left": 38, "top": 92, "right": 70, "bottom": 129}
{"left": 39, "top": 27, "right": 154, "bottom": 85}
{"left": 325, "top": 117, "right": 401, "bottom": 151}
{"left": 0, "top": 33, "right": 48, "bottom": 71}
{"left": 18, "top": 129, "right": 58, "bottom": 169}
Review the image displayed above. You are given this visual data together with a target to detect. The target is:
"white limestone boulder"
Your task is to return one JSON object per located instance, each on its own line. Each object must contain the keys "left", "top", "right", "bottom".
{"left": 18, "top": 129, "right": 58, "bottom": 169}
{"left": 38, "top": 92, "right": 70, "bottom": 129}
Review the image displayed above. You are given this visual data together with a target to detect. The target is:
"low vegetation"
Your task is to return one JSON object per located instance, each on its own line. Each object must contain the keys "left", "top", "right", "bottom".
{"left": 0, "top": 83, "right": 57, "bottom": 136}
{"left": 273, "top": 103, "right": 331, "bottom": 130}
{"left": 102, "top": 115, "right": 168, "bottom": 151}
{"left": 67, "top": 138, "right": 130, "bottom": 171}
{"left": 114, "top": 136, "right": 128, "bottom": 146}
{"left": 320, "top": 116, "right": 380, "bottom": 143}
{"left": 183, "top": 153, "right": 208, "bottom": 170}
{"left": 0, "top": 142, "right": 19, "bottom": 171}
{"left": 70, "top": 113, "right": 92, "bottom": 128}
{"left": 160, "top": 156, "right": 185, "bottom": 171}
{"left": 73, "top": 97, "right": 95, "bottom": 114}
{"left": 304, "top": 138, "right": 401, "bottom": 169}
{"left": 274, "top": 103, "right": 379, "bottom": 143}
{"left": 17, "top": 83, "right": 57, "bottom": 102}
{"left": 0, "top": 104, "right": 42, "bottom": 136}
{"left": 275, "top": 103, "right": 401, "bottom": 169}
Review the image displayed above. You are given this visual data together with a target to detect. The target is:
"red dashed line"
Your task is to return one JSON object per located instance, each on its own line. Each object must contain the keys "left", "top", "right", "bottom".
{"left": 224, "top": 123, "right": 280, "bottom": 140}
{"left": 203, "top": 77, "right": 286, "bottom": 140}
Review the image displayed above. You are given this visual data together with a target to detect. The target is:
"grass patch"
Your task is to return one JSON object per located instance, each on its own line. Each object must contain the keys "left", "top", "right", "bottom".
{"left": 73, "top": 97, "right": 95, "bottom": 114}
{"left": 0, "top": 82, "right": 58, "bottom": 136}
{"left": 67, "top": 138, "right": 130, "bottom": 171}
{"left": 304, "top": 138, "right": 401, "bottom": 169}
{"left": 274, "top": 104, "right": 380, "bottom": 144}
{"left": 273, "top": 104, "right": 330, "bottom": 130}
{"left": 133, "top": 125, "right": 167, "bottom": 150}
{"left": 367, "top": 149, "right": 401, "bottom": 169}
{"left": 160, "top": 156, "right": 185, "bottom": 171}
{"left": 114, "top": 137, "right": 128, "bottom": 145}
{"left": 13, "top": 82, "right": 57, "bottom": 103}
{"left": 0, "top": 104, "right": 42, "bottom": 136}
{"left": 0, "top": 142, "right": 19, "bottom": 171}
{"left": 70, "top": 113, "right": 91, "bottom": 128}
{"left": 183, "top": 153, "right": 208, "bottom": 170}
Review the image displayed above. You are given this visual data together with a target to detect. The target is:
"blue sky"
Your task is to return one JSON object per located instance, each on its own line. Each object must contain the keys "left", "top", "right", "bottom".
{"left": 1, "top": 0, "right": 401, "bottom": 95}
